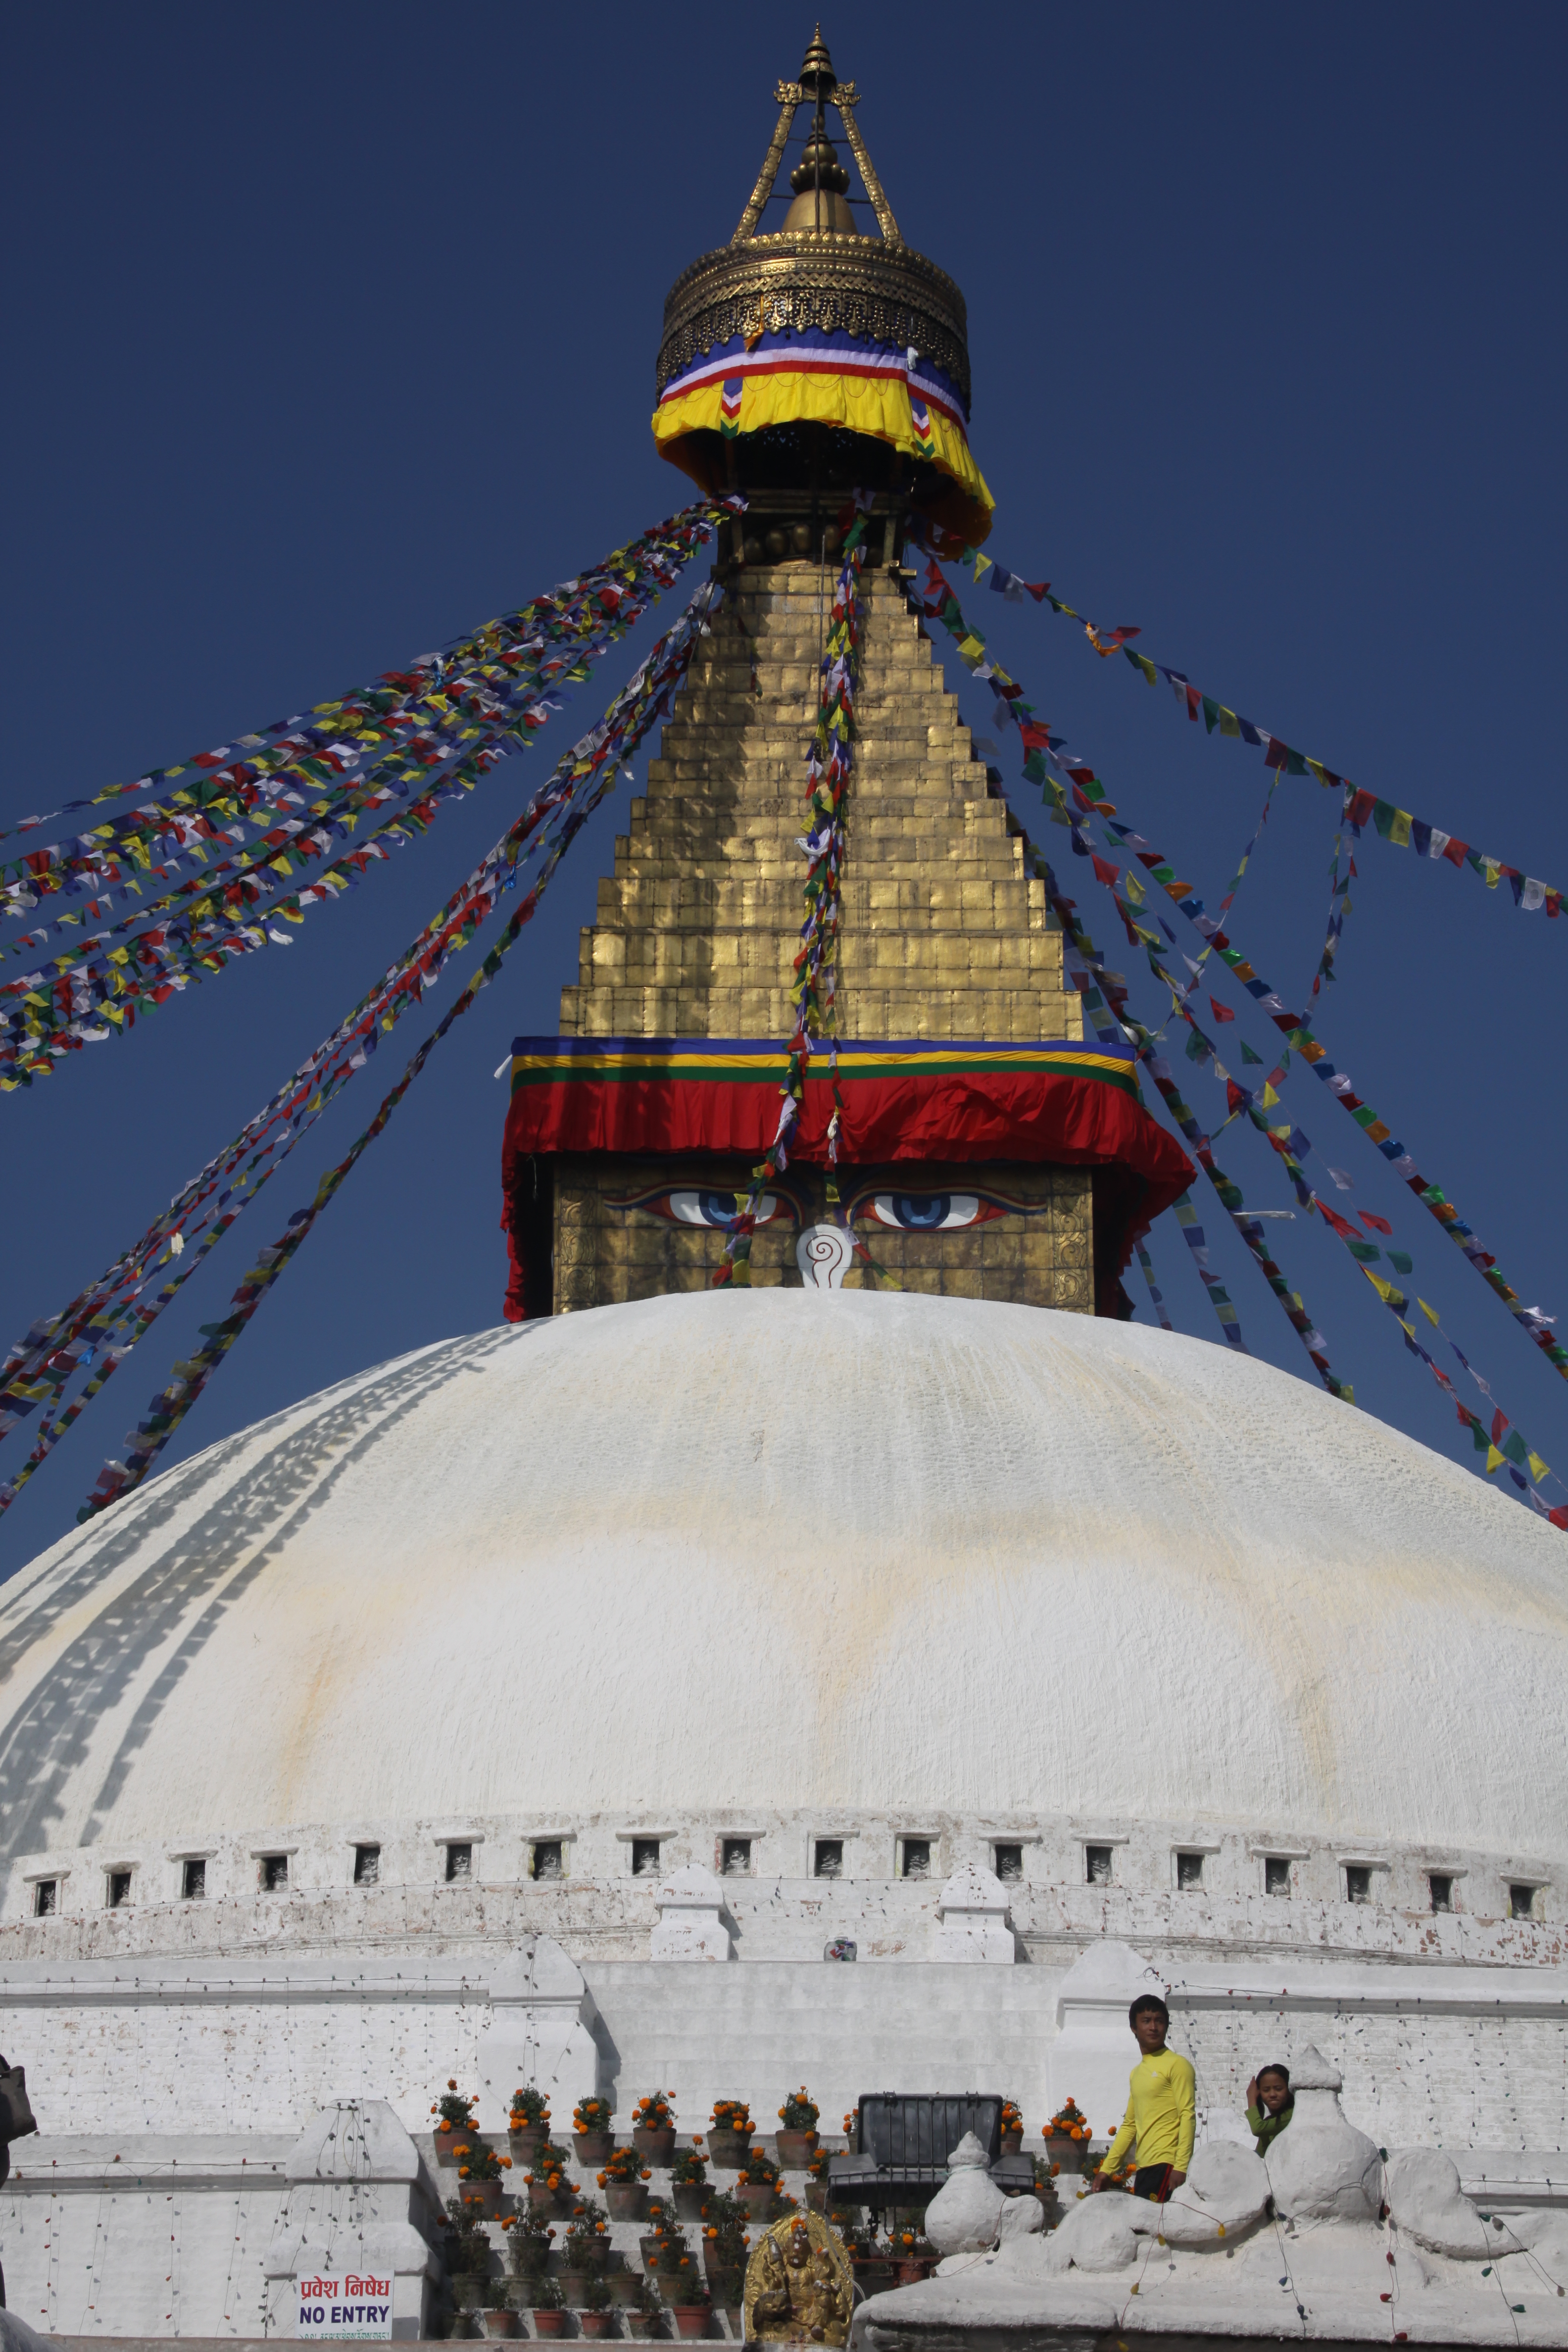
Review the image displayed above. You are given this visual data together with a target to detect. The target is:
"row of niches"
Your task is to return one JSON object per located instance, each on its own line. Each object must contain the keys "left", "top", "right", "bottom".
{"left": 1, "top": 1816, "right": 1557, "bottom": 1927}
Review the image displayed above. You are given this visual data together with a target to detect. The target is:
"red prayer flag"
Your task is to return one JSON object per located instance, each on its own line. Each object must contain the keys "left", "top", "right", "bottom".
{"left": 1359, "top": 1212, "right": 1393, "bottom": 1235}
{"left": 1209, "top": 998, "right": 1235, "bottom": 1023}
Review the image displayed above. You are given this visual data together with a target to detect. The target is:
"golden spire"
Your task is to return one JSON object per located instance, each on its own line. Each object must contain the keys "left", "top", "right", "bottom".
{"left": 782, "top": 27, "right": 854, "bottom": 236}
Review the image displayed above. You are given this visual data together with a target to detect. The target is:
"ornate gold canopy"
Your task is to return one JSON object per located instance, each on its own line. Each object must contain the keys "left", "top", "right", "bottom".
{"left": 650, "top": 29, "right": 992, "bottom": 546}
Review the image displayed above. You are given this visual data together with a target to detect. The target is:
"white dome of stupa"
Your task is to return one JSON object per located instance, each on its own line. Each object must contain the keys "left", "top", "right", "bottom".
{"left": 0, "top": 1288, "right": 1561, "bottom": 1890}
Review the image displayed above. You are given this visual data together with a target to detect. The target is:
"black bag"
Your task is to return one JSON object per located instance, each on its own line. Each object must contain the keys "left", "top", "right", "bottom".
{"left": 0, "top": 2060, "right": 37, "bottom": 2143}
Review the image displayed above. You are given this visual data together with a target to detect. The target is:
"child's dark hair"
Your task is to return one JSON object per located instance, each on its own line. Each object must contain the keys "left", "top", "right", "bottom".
{"left": 1129, "top": 1994, "right": 1170, "bottom": 2029}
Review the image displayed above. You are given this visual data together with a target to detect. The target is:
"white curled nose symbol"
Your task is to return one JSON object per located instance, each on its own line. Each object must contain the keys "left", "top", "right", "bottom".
{"left": 796, "top": 1224, "right": 852, "bottom": 1289}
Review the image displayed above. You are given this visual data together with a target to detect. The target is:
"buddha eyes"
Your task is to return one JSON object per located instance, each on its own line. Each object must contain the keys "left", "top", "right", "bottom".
{"left": 666, "top": 1190, "right": 782, "bottom": 1229}
{"left": 869, "top": 1193, "right": 984, "bottom": 1231}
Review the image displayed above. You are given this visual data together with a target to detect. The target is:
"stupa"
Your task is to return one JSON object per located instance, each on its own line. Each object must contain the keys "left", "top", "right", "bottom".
{"left": 0, "top": 31, "right": 1561, "bottom": 2347}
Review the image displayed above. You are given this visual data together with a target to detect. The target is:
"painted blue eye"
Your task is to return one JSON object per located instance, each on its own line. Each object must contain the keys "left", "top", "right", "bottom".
{"left": 870, "top": 1193, "right": 981, "bottom": 1231}
{"left": 669, "top": 1190, "right": 780, "bottom": 1229}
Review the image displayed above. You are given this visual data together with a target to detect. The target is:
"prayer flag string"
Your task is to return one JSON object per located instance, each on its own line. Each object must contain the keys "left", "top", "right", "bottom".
{"left": 912, "top": 554, "right": 1568, "bottom": 1396}
{"left": 69, "top": 579, "right": 723, "bottom": 1522}
{"left": 1, "top": 503, "right": 735, "bottom": 1087}
{"left": 718, "top": 497, "right": 872, "bottom": 1287}
{"left": 0, "top": 539, "right": 734, "bottom": 1514}
{"left": 911, "top": 520, "right": 1565, "bottom": 925}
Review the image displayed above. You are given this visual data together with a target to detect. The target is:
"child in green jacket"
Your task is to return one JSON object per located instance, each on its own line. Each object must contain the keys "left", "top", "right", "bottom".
{"left": 1246, "top": 2064, "right": 1294, "bottom": 2155}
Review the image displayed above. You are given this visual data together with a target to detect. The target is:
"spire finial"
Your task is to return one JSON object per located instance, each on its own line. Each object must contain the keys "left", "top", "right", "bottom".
{"left": 799, "top": 27, "right": 836, "bottom": 99}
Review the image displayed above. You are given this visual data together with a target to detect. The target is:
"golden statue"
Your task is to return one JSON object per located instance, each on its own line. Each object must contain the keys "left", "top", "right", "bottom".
{"left": 744, "top": 2211, "right": 854, "bottom": 2345}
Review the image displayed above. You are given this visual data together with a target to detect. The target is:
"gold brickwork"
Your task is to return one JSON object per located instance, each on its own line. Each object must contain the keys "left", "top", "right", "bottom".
{"left": 550, "top": 561, "right": 1097, "bottom": 1311}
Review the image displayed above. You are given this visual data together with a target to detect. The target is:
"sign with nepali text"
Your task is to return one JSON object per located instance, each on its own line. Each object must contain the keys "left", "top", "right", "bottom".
{"left": 294, "top": 2271, "right": 392, "bottom": 2340}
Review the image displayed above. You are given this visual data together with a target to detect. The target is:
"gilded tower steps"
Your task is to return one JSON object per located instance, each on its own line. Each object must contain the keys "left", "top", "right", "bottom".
{"left": 561, "top": 566, "right": 1082, "bottom": 1046}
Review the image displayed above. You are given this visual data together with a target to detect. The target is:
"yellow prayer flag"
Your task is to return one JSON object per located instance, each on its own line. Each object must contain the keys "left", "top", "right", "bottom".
{"left": 1485, "top": 1444, "right": 1505, "bottom": 1473}
{"left": 1418, "top": 1298, "right": 1440, "bottom": 1326}
{"left": 974, "top": 553, "right": 993, "bottom": 583}
{"left": 1389, "top": 809, "right": 1413, "bottom": 848}
{"left": 1261, "top": 1083, "right": 1280, "bottom": 1108}
{"left": 1219, "top": 708, "right": 1241, "bottom": 737}
{"left": 1133, "top": 653, "right": 1158, "bottom": 685}
{"left": 1528, "top": 1451, "right": 1552, "bottom": 1482}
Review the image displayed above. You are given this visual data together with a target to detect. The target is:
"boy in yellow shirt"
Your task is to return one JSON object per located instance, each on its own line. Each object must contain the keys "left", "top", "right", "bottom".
{"left": 1089, "top": 1994, "right": 1195, "bottom": 2204}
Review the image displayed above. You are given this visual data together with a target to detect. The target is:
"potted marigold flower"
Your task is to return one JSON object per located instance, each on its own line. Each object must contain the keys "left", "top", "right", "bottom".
{"left": 508, "top": 2085, "right": 551, "bottom": 2163}
{"left": 525, "top": 2140, "right": 577, "bottom": 2214}
{"left": 639, "top": 2196, "right": 679, "bottom": 2274}
{"left": 502, "top": 2204, "right": 554, "bottom": 2291}
{"left": 999, "top": 2100, "right": 1024, "bottom": 2156}
{"left": 600, "top": 2139, "right": 652, "bottom": 2221}
{"left": 699, "top": 2191, "right": 749, "bottom": 2301}
{"left": 477, "top": 2278, "right": 519, "bottom": 2337}
{"left": 1042, "top": 2100, "right": 1094, "bottom": 2175}
{"left": 890, "top": 2227, "right": 936, "bottom": 2286}
{"left": 840, "top": 2219, "right": 892, "bottom": 2296}
{"left": 775, "top": 2086, "right": 820, "bottom": 2169}
{"left": 622, "top": 2272, "right": 660, "bottom": 2338}
{"left": 804, "top": 2146, "right": 830, "bottom": 2214}
{"left": 454, "top": 2129, "right": 514, "bottom": 2219}
{"left": 698, "top": 2190, "right": 747, "bottom": 2278}
{"left": 574, "top": 2094, "right": 616, "bottom": 2166}
{"left": 444, "top": 2193, "right": 494, "bottom": 2309}
{"left": 706, "top": 2100, "right": 754, "bottom": 2169}
{"left": 531, "top": 2274, "right": 568, "bottom": 2339}
{"left": 560, "top": 2193, "right": 613, "bottom": 2300}
{"left": 434, "top": 2081, "right": 479, "bottom": 2165}
{"left": 734, "top": 2147, "right": 781, "bottom": 2219}
{"left": 607, "top": 2261, "right": 647, "bottom": 2310}
{"left": 649, "top": 2218, "right": 709, "bottom": 2340}
{"left": 631, "top": 2091, "right": 678, "bottom": 2165}
{"left": 670, "top": 2143, "right": 708, "bottom": 2221}
{"left": 580, "top": 2273, "right": 616, "bottom": 2339}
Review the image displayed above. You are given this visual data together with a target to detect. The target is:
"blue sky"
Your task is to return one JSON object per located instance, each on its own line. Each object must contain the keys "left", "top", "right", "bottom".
{"left": 2, "top": 1, "right": 1564, "bottom": 1567}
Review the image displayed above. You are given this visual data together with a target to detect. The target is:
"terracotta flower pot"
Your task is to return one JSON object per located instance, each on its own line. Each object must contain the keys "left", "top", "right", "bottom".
{"left": 704, "top": 2132, "right": 750, "bottom": 2169}
{"left": 672, "top": 2183, "right": 706, "bottom": 2220}
{"left": 576, "top": 2132, "right": 615, "bottom": 2166}
{"left": 638, "top": 2235, "right": 666, "bottom": 2274}
{"left": 804, "top": 2181, "right": 827, "bottom": 2213}
{"left": 632, "top": 2128, "right": 677, "bottom": 2166}
{"left": 451, "top": 2272, "right": 490, "bottom": 2306}
{"left": 774, "top": 2131, "right": 818, "bottom": 2169}
{"left": 531, "top": 2179, "right": 573, "bottom": 2213}
{"left": 707, "top": 2271, "right": 742, "bottom": 2308}
{"left": 481, "top": 2312, "right": 520, "bottom": 2338}
{"left": 580, "top": 2313, "right": 616, "bottom": 2339}
{"left": 736, "top": 2182, "right": 775, "bottom": 2217}
{"left": 672, "top": 2310, "right": 711, "bottom": 2340}
{"left": 1043, "top": 2133, "right": 1087, "bottom": 2175}
{"left": 461, "top": 2180, "right": 507, "bottom": 2218}
{"left": 437, "top": 2130, "right": 463, "bottom": 2165}
{"left": 534, "top": 2311, "right": 569, "bottom": 2339}
{"left": 607, "top": 2273, "right": 645, "bottom": 2309}
{"left": 510, "top": 2125, "right": 547, "bottom": 2161}
{"left": 895, "top": 2258, "right": 932, "bottom": 2286}
{"left": 606, "top": 2184, "right": 648, "bottom": 2222}
{"left": 999, "top": 2129, "right": 1023, "bottom": 2156}
{"left": 558, "top": 2269, "right": 590, "bottom": 2305}
{"left": 625, "top": 2317, "right": 659, "bottom": 2340}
